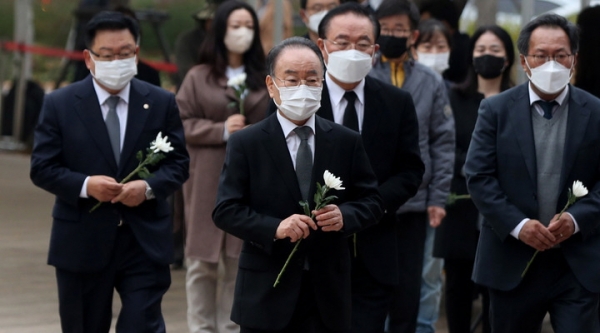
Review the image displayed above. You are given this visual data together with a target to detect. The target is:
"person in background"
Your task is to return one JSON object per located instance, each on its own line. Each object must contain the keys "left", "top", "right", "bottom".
{"left": 575, "top": 5, "right": 600, "bottom": 98}
{"left": 466, "top": 14, "right": 600, "bottom": 332}
{"left": 30, "top": 11, "right": 189, "bottom": 332}
{"left": 174, "top": 2, "right": 220, "bottom": 89}
{"left": 256, "top": 0, "right": 294, "bottom": 54}
{"left": 419, "top": 0, "right": 470, "bottom": 85}
{"left": 299, "top": 0, "right": 340, "bottom": 44}
{"left": 176, "top": 1, "right": 270, "bottom": 332}
{"left": 413, "top": 19, "right": 452, "bottom": 85}
{"left": 433, "top": 25, "right": 515, "bottom": 333}
{"left": 315, "top": 3, "right": 425, "bottom": 332}
{"left": 369, "top": 1, "right": 455, "bottom": 332}
{"left": 409, "top": 16, "right": 454, "bottom": 333}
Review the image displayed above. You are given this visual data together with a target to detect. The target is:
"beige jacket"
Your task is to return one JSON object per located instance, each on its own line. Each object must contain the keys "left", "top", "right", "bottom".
{"left": 176, "top": 64, "right": 269, "bottom": 262}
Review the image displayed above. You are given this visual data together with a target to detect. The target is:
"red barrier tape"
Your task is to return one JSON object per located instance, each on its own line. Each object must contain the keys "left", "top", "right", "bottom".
{"left": 2, "top": 41, "right": 178, "bottom": 73}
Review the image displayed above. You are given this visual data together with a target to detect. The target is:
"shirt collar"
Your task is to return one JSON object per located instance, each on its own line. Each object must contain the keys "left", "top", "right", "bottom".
{"left": 528, "top": 82, "right": 569, "bottom": 106}
{"left": 276, "top": 112, "right": 316, "bottom": 138}
{"left": 326, "top": 73, "right": 365, "bottom": 108}
{"left": 92, "top": 78, "right": 131, "bottom": 106}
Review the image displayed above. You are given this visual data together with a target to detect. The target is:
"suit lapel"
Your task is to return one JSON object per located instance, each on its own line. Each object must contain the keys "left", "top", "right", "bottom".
{"left": 362, "top": 77, "right": 383, "bottom": 148}
{"left": 312, "top": 117, "right": 334, "bottom": 197}
{"left": 73, "top": 77, "right": 118, "bottom": 172}
{"left": 318, "top": 83, "right": 334, "bottom": 121}
{"left": 559, "top": 86, "right": 590, "bottom": 192}
{"left": 119, "top": 79, "right": 151, "bottom": 176}
{"left": 261, "top": 115, "right": 304, "bottom": 203}
{"left": 511, "top": 84, "right": 538, "bottom": 188}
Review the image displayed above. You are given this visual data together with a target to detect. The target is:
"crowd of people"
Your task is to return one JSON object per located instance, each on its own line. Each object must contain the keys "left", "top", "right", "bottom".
{"left": 28, "top": 0, "right": 600, "bottom": 333}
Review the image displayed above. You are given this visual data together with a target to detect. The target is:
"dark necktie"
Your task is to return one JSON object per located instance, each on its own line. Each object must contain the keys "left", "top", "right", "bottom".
{"left": 294, "top": 126, "right": 313, "bottom": 200}
{"left": 105, "top": 96, "right": 121, "bottom": 164}
{"left": 343, "top": 91, "right": 359, "bottom": 132}
{"left": 538, "top": 100, "right": 557, "bottom": 120}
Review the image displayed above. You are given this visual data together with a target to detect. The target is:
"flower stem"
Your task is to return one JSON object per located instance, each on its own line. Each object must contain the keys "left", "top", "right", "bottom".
{"left": 88, "top": 154, "right": 153, "bottom": 213}
{"left": 521, "top": 202, "right": 570, "bottom": 278}
{"left": 273, "top": 239, "right": 302, "bottom": 287}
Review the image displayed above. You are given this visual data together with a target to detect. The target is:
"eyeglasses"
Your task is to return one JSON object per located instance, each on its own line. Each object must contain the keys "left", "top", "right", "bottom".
{"left": 380, "top": 28, "right": 411, "bottom": 38}
{"left": 526, "top": 54, "right": 574, "bottom": 66}
{"left": 273, "top": 76, "right": 323, "bottom": 88}
{"left": 324, "top": 39, "right": 375, "bottom": 52}
{"left": 88, "top": 49, "right": 136, "bottom": 61}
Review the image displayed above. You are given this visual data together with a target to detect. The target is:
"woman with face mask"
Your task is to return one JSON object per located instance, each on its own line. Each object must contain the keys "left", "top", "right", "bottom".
{"left": 175, "top": 1, "right": 270, "bottom": 332}
{"left": 413, "top": 19, "right": 452, "bottom": 87}
{"left": 432, "top": 25, "right": 515, "bottom": 333}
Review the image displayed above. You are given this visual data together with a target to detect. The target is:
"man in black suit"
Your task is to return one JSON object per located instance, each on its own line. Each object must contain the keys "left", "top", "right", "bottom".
{"left": 315, "top": 4, "right": 424, "bottom": 332}
{"left": 30, "top": 12, "right": 189, "bottom": 333}
{"left": 465, "top": 14, "right": 600, "bottom": 333}
{"left": 212, "top": 37, "right": 383, "bottom": 333}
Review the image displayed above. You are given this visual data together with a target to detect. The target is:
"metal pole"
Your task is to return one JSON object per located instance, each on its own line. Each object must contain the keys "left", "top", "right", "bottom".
{"left": 10, "top": 0, "right": 33, "bottom": 150}
{"left": 581, "top": 0, "right": 591, "bottom": 10}
{"left": 273, "top": 0, "right": 283, "bottom": 49}
{"left": 517, "top": 0, "right": 535, "bottom": 85}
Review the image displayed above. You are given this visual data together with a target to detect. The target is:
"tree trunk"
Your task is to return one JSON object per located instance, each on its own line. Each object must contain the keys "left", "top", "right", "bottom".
{"left": 475, "top": 0, "right": 498, "bottom": 27}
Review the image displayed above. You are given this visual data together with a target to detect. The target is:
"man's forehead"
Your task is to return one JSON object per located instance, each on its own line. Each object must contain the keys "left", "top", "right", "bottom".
{"left": 327, "top": 13, "right": 374, "bottom": 37}
{"left": 530, "top": 26, "right": 569, "bottom": 44}
{"left": 276, "top": 49, "right": 322, "bottom": 74}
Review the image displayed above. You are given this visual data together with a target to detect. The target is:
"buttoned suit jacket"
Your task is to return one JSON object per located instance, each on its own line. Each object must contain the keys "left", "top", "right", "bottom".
{"left": 30, "top": 76, "right": 190, "bottom": 273}
{"left": 316, "top": 77, "right": 424, "bottom": 286}
{"left": 212, "top": 114, "right": 383, "bottom": 331}
{"left": 465, "top": 83, "right": 600, "bottom": 292}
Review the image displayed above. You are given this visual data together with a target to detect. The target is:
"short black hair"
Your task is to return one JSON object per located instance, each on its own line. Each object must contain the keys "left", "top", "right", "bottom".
{"left": 415, "top": 19, "right": 452, "bottom": 49}
{"left": 375, "top": 0, "right": 420, "bottom": 31}
{"left": 419, "top": 0, "right": 460, "bottom": 31}
{"left": 318, "top": 2, "right": 379, "bottom": 41}
{"left": 267, "top": 37, "right": 324, "bottom": 76}
{"left": 85, "top": 11, "right": 139, "bottom": 49}
{"left": 301, "top": 0, "right": 308, "bottom": 9}
{"left": 517, "top": 13, "right": 579, "bottom": 55}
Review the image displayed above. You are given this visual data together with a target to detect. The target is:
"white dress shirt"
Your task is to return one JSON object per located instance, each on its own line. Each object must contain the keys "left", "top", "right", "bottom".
{"left": 276, "top": 112, "right": 316, "bottom": 169}
{"left": 79, "top": 80, "right": 131, "bottom": 198}
{"left": 326, "top": 73, "right": 365, "bottom": 133}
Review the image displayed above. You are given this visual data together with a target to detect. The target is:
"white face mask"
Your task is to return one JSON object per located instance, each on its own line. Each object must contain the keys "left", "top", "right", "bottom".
{"left": 224, "top": 27, "right": 254, "bottom": 54}
{"left": 273, "top": 80, "right": 322, "bottom": 121}
{"left": 307, "top": 10, "right": 328, "bottom": 33}
{"left": 91, "top": 56, "right": 137, "bottom": 91}
{"left": 417, "top": 51, "right": 450, "bottom": 75}
{"left": 325, "top": 45, "right": 373, "bottom": 83}
{"left": 525, "top": 58, "right": 573, "bottom": 95}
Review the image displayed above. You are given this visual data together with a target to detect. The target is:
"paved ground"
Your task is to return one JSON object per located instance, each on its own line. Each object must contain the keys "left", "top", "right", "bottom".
{"left": 0, "top": 150, "right": 553, "bottom": 333}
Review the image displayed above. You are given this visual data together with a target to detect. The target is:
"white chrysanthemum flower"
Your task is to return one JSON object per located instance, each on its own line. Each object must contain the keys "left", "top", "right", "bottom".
{"left": 323, "top": 170, "right": 345, "bottom": 190}
{"left": 150, "top": 132, "right": 174, "bottom": 153}
{"left": 572, "top": 180, "right": 589, "bottom": 198}
{"left": 227, "top": 73, "right": 247, "bottom": 87}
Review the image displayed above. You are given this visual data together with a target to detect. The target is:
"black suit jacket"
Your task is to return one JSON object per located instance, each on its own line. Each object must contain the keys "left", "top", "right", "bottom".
{"left": 266, "top": 77, "right": 423, "bottom": 285}
{"left": 30, "top": 76, "right": 189, "bottom": 272}
{"left": 466, "top": 83, "right": 600, "bottom": 292}
{"left": 212, "top": 114, "right": 383, "bottom": 331}
{"left": 319, "top": 77, "right": 423, "bottom": 285}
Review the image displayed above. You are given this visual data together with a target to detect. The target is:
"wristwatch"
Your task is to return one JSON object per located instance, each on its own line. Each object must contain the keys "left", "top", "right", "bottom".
{"left": 144, "top": 181, "right": 155, "bottom": 200}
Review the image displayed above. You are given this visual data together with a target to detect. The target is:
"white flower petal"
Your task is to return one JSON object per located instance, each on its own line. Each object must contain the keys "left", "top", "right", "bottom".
{"left": 572, "top": 180, "right": 588, "bottom": 197}
{"left": 323, "top": 170, "right": 345, "bottom": 191}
